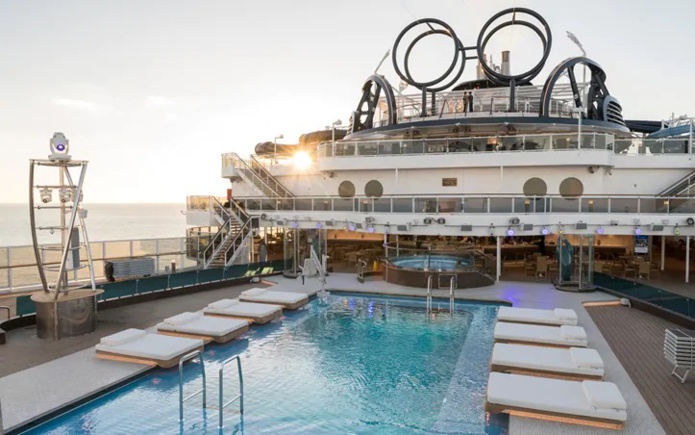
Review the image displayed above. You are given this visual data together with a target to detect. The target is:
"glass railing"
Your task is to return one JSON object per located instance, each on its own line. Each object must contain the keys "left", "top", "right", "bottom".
{"left": 235, "top": 194, "right": 695, "bottom": 215}
{"left": 0, "top": 237, "right": 194, "bottom": 291}
{"left": 318, "top": 134, "right": 693, "bottom": 158}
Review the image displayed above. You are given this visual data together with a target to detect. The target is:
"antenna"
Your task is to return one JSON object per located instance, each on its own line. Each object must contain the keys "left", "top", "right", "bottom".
{"left": 374, "top": 49, "right": 390, "bottom": 74}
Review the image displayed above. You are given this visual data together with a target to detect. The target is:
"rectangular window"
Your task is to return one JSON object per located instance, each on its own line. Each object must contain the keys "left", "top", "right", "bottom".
{"left": 442, "top": 178, "right": 457, "bottom": 187}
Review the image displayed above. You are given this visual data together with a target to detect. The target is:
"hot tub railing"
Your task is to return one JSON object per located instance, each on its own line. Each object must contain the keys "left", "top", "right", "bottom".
{"left": 448, "top": 276, "right": 456, "bottom": 313}
{"left": 426, "top": 275, "right": 433, "bottom": 312}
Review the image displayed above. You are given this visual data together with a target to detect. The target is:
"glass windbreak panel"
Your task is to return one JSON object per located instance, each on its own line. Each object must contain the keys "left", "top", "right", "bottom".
{"left": 357, "top": 142, "right": 378, "bottom": 156}
{"left": 664, "top": 139, "right": 689, "bottom": 154}
{"left": 499, "top": 136, "right": 523, "bottom": 151}
{"left": 471, "top": 137, "right": 488, "bottom": 152}
{"left": 245, "top": 199, "right": 261, "bottom": 211}
{"left": 392, "top": 198, "right": 413, "bottom": 213}
{"left": 552, "top": 134, "right": 577, "bottom": 150}
{"left": 378, "top": 141, "right": 401, "bottom": 155}
{"left": 610, "top": 198, "right": 638, "bottom": 213}
{"left": 437, "top": 198, "right": 461, "bottom": 213}
{"left": 403, "top": 141, "right": 424, "bottom": 154}
{"left": 333, "top": 198, "right": 354, "bottom": 211}
{"left": 278, "top": 198, "right": 294, "bottom": 211}
{"left": 260, "top": 199, "right": 277, "bottom": 211}
{"left": 514, "top": 198, "right": 533, "bottom": 213}
{"left": 358, "top": 199, "right": 373, "bottom": 213}
{"left": 10, "top": 246, "right": 36, "bottom": 268}
{"left": 314, "top": 199, "right": 332, "bottom": 211}
{"left": 523, "top": 135, "right": 550, "bottom": 151}
{"left": 462, "top": 198, "right": 488, "bottom": 213}
{"left": 105, "top": 241, "right": 131, "bottom": 258}
{"left": 580, "top": 133, "right": 596, "bottom": 149}
{"left": 644, "top": 139, "right": 663, "bottom": 155}
{"left": 529, "top": 197, "right": 548, "bottom": 213}
{"left": 373, "top": 198, "right": 391, "bottom": 213}
{"left": 613, "top": 139, "right": 633, "bottom": 154}
{"left": 335, "top": 143, "right": 356, "bottom": 156}
{"left": 581, "top": 198, "right": 608, "bottom": 213}
{"left": 425, "top": 140, "right": 447, "bottom": 154}
{"left": 489, "top": 197, "right": 512, "bottom": 213}
{"left": 321, "top": 144, "right": 333, "bottom": 157}
{"left": 294, "top": 198, "right": 312, "bottom": 211}
{"left": 668, "top": 198, "right": 695, "bottom": 214}
{"left": 592, "top": 134, "right": 607, "bottom": 150}
{"left": 551, "top": 197, "right": 580, "bottom": 213}
{"left": 638, "top": 198, "right": 663, "bottom": 214}
{"left": 414, "top": 198, "right": 438, "bottom": 213}
{"left": 133, "top": 240, "right": 157, "bottom": 257}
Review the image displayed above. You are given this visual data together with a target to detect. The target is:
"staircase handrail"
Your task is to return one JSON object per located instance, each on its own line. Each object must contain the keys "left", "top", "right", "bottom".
{"left": 658, "top": 170, "right": 695, "bottom": 197}
{"left": 249, "top": 155, "right": 294, "bottom": 198}
{"left": 227, "top": 153, "right": 284, "bottom": 198}
{"left": 202, "top": 218, "right": 240, "bottom": 267}
{"left": 209, "top": 196, "right": 232, "bottom": 222}
{"left": 220, "top": 219, "right": 255, "bottom": 267}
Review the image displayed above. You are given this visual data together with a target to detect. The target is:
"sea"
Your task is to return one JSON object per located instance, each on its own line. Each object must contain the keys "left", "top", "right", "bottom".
{"left": 0, "top": 203, "right": 188, "bottom": 247}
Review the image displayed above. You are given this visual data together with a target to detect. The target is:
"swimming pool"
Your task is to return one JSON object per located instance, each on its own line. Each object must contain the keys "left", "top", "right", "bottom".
{"left": 21, "top": 293, "right": 507, "bottom": 434}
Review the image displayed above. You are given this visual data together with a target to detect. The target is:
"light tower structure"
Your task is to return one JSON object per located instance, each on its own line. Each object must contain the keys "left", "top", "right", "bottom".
{"left": 29, "top": 132, "right": 101, "bottom": 339}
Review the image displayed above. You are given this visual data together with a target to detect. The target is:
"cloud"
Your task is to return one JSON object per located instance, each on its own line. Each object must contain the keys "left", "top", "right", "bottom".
{"left": 52, "top": 98, "right": 99, "bottom": 111}
{"left": 145, "top": 96, "right": 176, "bottom": 107}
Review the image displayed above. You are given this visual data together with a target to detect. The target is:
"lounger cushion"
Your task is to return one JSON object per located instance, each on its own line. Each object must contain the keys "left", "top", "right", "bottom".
{"left": 157, "top": 316, "right": 248, "bottom": 336}
{"left": 97, "top": 333, "right": 203, "bottom": 360}
{"left": 560, "top": 325, "right": 588, "bottom": 341}
{"left": 487, "top": 373, "right": 627, "bottom": 422}
{"left": 570, "top": 348, "right": 604, "bottom": 369}
{"left": 205, "top": 299, "right": 282, "bottom": 317}
{"left": 494, "top": 322, "right": 588, "bottom": 347}
{"left": 497, "top": 307, "right": 578, "bottom": 326}
{"left": 100, "top": 328, "right": 147, "bottom": 346}
{"left": 163, "top": 312, "right": 202, "bottom": 326}
{"left": 242, "top": 288, "right": 266, "bottom": 297}
{"left": 554, "top": 308, "right": 578, "bottom": 323}
{"left": 492, "top": 344, "right": 604, "bottom": 377}
{"left": 207, "top": 299, "right": 237, "bottom": 310}
{"left": 582, "top": 381, "right": 627, "bottom": 410}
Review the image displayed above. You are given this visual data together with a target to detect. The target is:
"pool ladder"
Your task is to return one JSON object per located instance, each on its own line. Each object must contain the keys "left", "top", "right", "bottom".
{"left": 425, "top": 275, "right": 456, "bottom": 314}
{"left": 177, "top": 352, "right": 244, "bottom": 429}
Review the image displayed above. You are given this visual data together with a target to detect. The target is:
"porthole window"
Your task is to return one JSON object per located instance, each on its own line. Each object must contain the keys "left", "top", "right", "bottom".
{"left": 559, "top": 177, "right": 584, "bottom": 198}
{"left": 365, "top": 180, "right": 384, "bottom": 198}
{"left": 338, "top": 180, "right": 355, "bottom": 198}
{"left": 523, "top": 177, "right": 547, "bottom": 197}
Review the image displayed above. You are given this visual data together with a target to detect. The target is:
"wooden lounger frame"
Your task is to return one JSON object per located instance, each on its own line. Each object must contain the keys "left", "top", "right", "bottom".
{"left": 157, "top": 323, "right": 250, "bottom": 344}
{"left": 490, "top": 363, "right": 604, "bottom": 381}
{"left": 205, "top": 308, "right": 282, "bottom": 324}
{"left": 497, "top": 318, "right": 573, "bottom": 327}
{"left": 494, "top": 338, "right": 586, "bottom": 349}
{"left": 96, "top": 345, "right": 205, "bottom": 369}
{"left": 485, "top": 402, "right": 624, "bottom": 430}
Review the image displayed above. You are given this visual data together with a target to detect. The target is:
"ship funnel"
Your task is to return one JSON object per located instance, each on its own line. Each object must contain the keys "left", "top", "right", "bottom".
{"left": 501, "top": 51, "right": 511, "bottom": 76}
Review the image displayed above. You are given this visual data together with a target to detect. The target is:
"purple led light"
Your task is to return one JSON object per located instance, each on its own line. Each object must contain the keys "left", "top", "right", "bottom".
{"left": 507, "top": 228, "right": 515, "bottom": 236}
{"left": 291, "top": 221, "right": 298, "bottom": 228}
{"left": 597, "top": 227, "right": 605, "bottom": 235}
{"left": 316, "top": 222, "right": 322, "bottom": 229}
{"left": 541, "top": 227, "right": 550, "bottom": 235}
{"left": 368, "top": 225, "right": 375, "bottom": 234}
{"left": 348, "top": 223, "right": 355, "bottom": 231}
{"left": 56, "top": 144, "right": 65, "bottom": 151}
{"left": 634, "top": 227, "right": 642, "bottom": 235}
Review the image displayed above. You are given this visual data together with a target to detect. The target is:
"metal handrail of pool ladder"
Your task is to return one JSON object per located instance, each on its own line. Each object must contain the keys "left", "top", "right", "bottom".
{"left": 426, "top": 275, "right": 433, "bottom": 313}
{"left": 178, "top": 350, "right": 206, "bottom": 423}
{"left": 449, "top": 276, "right": 456, "bottom": 313}
{"left": 219, "top": 355, "right": 244, "bottom": 428}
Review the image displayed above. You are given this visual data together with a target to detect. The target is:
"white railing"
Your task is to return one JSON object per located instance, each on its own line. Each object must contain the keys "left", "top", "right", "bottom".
{"left": 1, "top": 237, "right": 193, "bottom": 291}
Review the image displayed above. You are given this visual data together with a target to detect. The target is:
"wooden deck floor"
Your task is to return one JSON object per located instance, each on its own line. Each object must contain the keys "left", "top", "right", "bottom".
{"left": 587, "top": 305, "right": 695, "bottom": 435}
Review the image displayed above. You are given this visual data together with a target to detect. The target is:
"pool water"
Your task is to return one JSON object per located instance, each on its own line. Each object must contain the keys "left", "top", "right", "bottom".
{"left": 389, "top": 255, "right": 472, "bottom": 271}
{"left": 22, "top": 293, "right": 507, "bottom": 434}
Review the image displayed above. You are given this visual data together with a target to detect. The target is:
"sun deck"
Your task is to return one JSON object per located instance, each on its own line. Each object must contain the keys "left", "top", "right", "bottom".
{"left": 0, "top": 275, "right": 670, "bottom": 434}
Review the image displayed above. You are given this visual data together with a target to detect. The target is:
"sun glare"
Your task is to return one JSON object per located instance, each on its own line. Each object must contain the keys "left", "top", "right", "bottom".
{"left": 293, "top": 151, "right": 312, "bottom": 169}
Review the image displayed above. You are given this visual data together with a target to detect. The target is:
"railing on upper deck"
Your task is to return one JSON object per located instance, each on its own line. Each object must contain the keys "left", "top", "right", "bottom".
{"left": 236, "top": 194, "right": 695, "bottom": 216}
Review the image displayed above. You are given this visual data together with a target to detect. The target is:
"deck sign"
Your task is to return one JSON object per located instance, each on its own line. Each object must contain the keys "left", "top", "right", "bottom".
{"left": 634, "top": 235, "right": 649, "bottom": 254}
{"left": 442, "top": 178, "right": 458, "bottom": 187}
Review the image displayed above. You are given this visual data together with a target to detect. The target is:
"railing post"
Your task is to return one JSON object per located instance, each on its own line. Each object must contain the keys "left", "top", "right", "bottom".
{"left": 155, "top": 239, "right": 160, "bottom": 274}
{"left": 129, "top": 240, "right": 134, "bottom": 258}
{"left": 7, "top": 247, "right": 12, "bottom": 290}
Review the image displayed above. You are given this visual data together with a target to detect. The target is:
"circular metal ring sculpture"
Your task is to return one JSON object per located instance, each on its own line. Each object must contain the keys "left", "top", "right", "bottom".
{"left": 476, "top": 8, "right": 552, "bottom": 85}
{"left": 350, "top": 74, "right": 397, "bottom": 134}
{"left": 392, "top": 18, "right": 466, "bottom": 92}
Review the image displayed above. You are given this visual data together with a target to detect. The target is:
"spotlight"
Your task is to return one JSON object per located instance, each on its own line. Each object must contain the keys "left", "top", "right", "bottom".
{"left": 596, "top": 227, "right": 605, "bottom": 235}
{"left": 436, "top": 218, "right": 446, "bottom": 225}
{"left": 509, "top": 217, "right": 520, "bottom": 225}
{"left": 367, "top": 225, "right": 375, "bottom": 233}
{"left": 541, "top": 227, "right": 550, "bottom": 235}
{"left": 291, "top": 220, "right": 298, "bottom": 228}
{"left": 687, "top": 217, "right": 695, "bottom": 226}
{"left": 315, "top": 222, "right": 322, "bottom": 229}
{"left": 58, "top": 187, "right": 72, "bottom": 203}
{"left": 634, "top": 227, "right": 642, "bottom": 235}
{"left": 39, "top": 187, "right": 53, "bottom": 203}
{"left": 348, "top": 223, "right": 356, "bottom": 232}
{"left": 507, "top": 227, "right": 515, "bottom": 236}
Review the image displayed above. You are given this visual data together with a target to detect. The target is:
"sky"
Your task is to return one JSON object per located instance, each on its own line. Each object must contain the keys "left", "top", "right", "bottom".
{"left": 1, "top": 0, "right": 694, "bottom": 204}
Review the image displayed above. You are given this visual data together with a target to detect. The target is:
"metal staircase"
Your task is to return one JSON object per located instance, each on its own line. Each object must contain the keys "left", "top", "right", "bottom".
{"left": 227, "top": 153, "right": 294, "bottom": 198}
{"left": 202, "top": 201, "right": 254, "bottom": 269}
{"left": 658, "top": 171, "right": 695, "bottom": 198}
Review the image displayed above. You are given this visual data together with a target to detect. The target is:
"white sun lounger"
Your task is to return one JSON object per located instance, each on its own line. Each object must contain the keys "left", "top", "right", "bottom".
{"left": 204, "top": 298, "right": 283, "bottom": 324}
{"left": 498, "top": 306, "right": 578, "bottom": 326}
{"left": 156, "top": 312, "right": 249, "bottom": 343}
{"left": 491, "top": 343, "right": 604, "bottom": 380}
{"left": 95, "top": 328, "right": 204, "bottom": 368}
{"left": 486, "top": 372, "right": 627, "bottom": 429}
{"left": 239, "top": 288, "right": 308, "bottom": 309}
{"left": 494, "top": 322, "right": 588, "bottom": 347}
